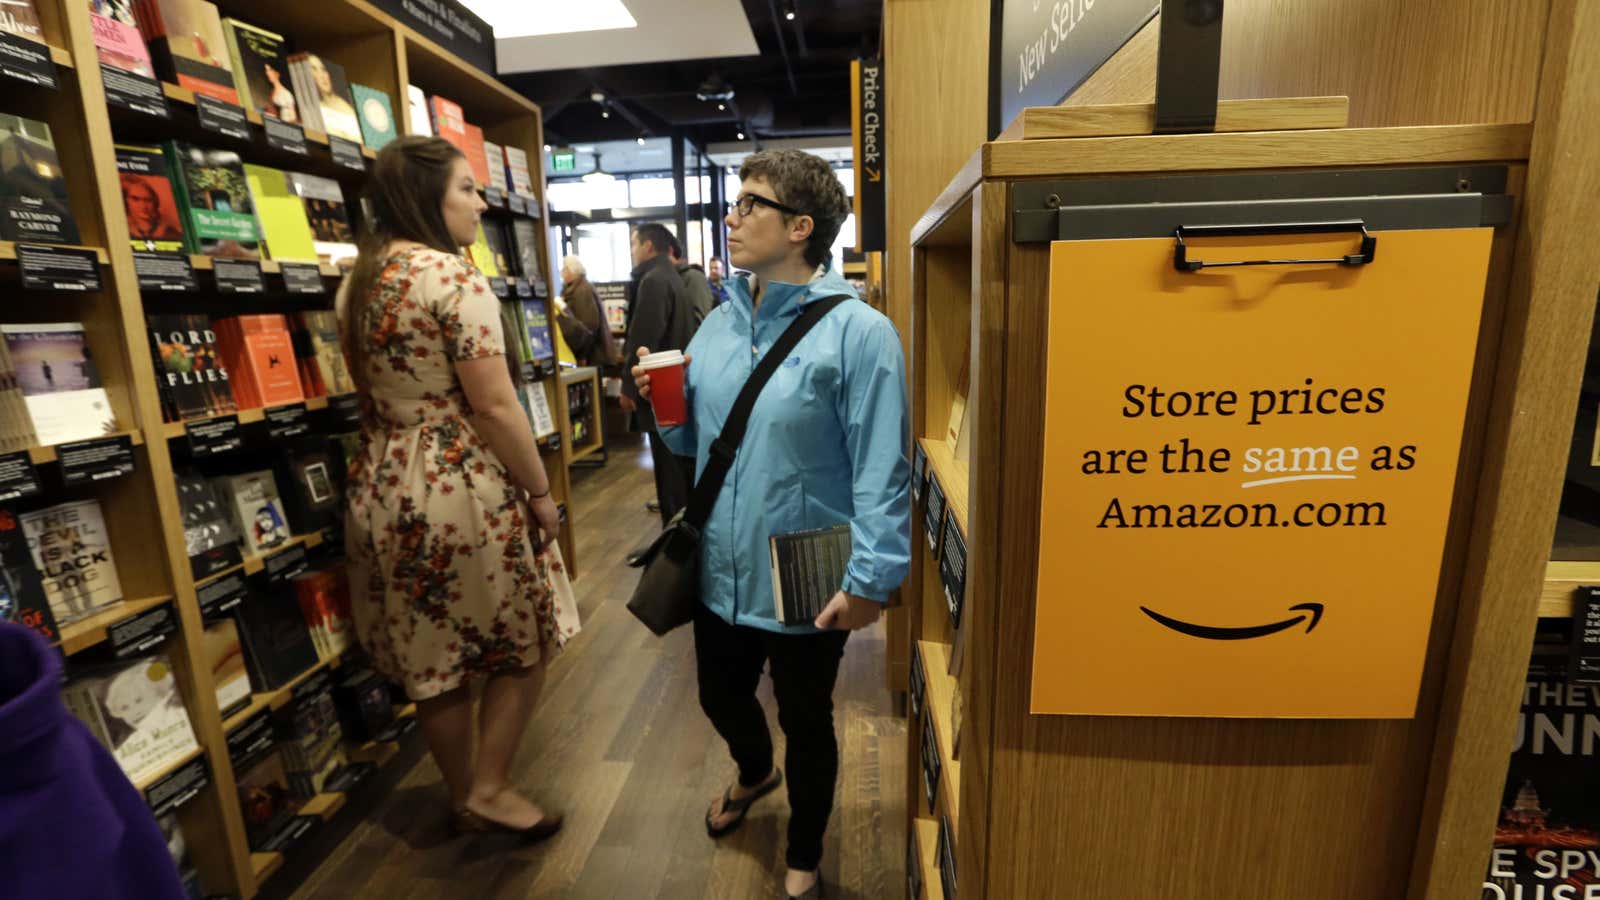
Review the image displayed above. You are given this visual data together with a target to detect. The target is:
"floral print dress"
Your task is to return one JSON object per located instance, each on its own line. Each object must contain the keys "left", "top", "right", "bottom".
{"left": 342, "top": 246, "right": 579, "bottom": 700}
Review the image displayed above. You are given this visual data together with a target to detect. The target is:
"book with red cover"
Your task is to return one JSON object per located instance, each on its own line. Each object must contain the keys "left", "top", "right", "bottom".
{"left": 462, "top": 123, "right": 490, "bottom": 189}
{"left": 137, "top": 0, "right": 240, "bottom": 104}
{"left": 215, "top": 315, "right": 303, "bottom": 408}
{"left": 428, "top": 95, "right": 466, "bottom": 155}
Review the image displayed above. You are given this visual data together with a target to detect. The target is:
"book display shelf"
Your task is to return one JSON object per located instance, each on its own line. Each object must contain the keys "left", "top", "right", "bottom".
{"left": 562, "top": 365, "right": 603, "bottom": 464}
{"left": 900, "top": 22, "right": 1596, "bottom": 892}
{"left": 0, "top": 1, "right": 567, "bottom": 897}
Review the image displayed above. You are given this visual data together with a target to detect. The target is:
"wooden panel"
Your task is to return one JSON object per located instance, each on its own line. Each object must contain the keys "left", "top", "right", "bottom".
{"left": 1009, "top": 96, "right": 1348, "bottom": 140}
{"left": 914, "top": 817, "right": 944, "bottom": 900}
{"left": 984, "top": 123, "right": 1532, "bottom": 179}
{"left": 918, "top": 641, "right": 961, "bottom": 834}
{"left": 1541, "top": 561, "right": 1600, "bottom": 616}
{"left": 919, "top": 439, "right": 970, "bottom": 535}
{"left": 1410, "top": 2, "right": 1600, "bottom": 896}
{"left": 55, "top": 593, "right": 174, "bottom": 656}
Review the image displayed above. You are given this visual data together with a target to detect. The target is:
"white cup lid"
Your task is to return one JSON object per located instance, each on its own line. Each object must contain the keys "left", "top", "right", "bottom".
{"left": 639, "top": 350, "right": 685, "bottom": 370}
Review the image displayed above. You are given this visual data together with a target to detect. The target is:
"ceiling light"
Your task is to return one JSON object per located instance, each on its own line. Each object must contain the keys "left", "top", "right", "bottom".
{"left": 717, "top": 103, "right": 726, "bottom": 111}
{"left": 601, "top": 108, "right": 611, "bottom": 119}
{"left": 737, "top": 130, "right": 746, "bottom": 140}
{"left": 636, "top": 136, "right": 646, "bottom": 145}
{"left": 782, "top": 1, "right": 796, "bottom": 21}
{"left": 457, "top": 0, "right": 637, "bottom": 38}
{"left": 581, "top": 153, "right": 614, "bottom": 183}
{"left": 543, "top": 144, "right": 551, "bottom": 152}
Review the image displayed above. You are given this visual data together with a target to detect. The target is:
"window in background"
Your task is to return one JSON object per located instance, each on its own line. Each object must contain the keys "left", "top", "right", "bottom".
{"left": 547, "top": 178, "right": 628, "bottom": 212}
{"left": 573, "top": 222, "right": 634, "bottom": 283}
{"left": 628, "top": 176, "right": 676, "bottom": 208}
{"left": 831, "top": 213, "right": 857, "bottom": 268}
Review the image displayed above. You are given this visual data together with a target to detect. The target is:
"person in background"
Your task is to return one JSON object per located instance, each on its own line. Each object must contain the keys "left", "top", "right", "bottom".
{"left": 622, "top": 223, "right": 697, "bottom": 527}
{"left": 338, "top": 136, "right": 578, "bottom": 842}
{"left": 554, "top": 254, "right": 617, "bottom": 367}
{"left": 707, "top": 255, "right": 730, "bottom": 307}
{"left": 632, "top": 149, "right": 910, "bottom": 900}
{"left": 669, "top": 240, "right": 715, "bottom": 325}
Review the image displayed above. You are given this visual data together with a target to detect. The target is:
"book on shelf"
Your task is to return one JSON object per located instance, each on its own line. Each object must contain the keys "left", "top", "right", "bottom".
{"left": 768, "top": 523, "right": 851, "bottom": 625}
{"left": 462, "top": 123, "right": 491, "bottom": 189}
{"left": 298, "top": 310, "right": 353, "bottom": 395}
{"left": 286, "top": 173, "right": 357, "bottom": 267}
{"left": 288, "top": 315, "right": 324, "bottom": 399}
{"left": 148, "top": 314, "right": 237, "bottom": 422}
{"left": 468, "top": 223, "right": 500, "bottom": 277}
{"left": 221, "top": 17, "right": 297, "bottom": 123}
{"left": 405, "top": 84, "right": 431, "bottom": 136}
{"left": 62, "top": 653, "right": 200, "bottom": 785}
{"left": 522, "top": 301, "right": 554, "bottom": 362}
{"left": 233, "top": 747, "right": 301, "bottom": 850}
{"left": 482, "top": 139, "right": 508, "bottom": 194}
{"left": 90, "top": 0, "right": 156, "bottom": 77}
{"left": 350, "top": 83, "right": 396, "bottom": 150}
{"left": 1, "top": 324, "right": 117, "bottom": 447}
{"left": 244, "top": 164, "right": 318, "bottom": 263}
{"left": 332, "top": 666, "right": 395, "bottom": 743}
{"left": 510, "top": 218, "right": 542, "bottom": 280}
{"left": 214, "top": 314, "right": 305, "bottom": 409}
{"left": 524, "top": 382, "right": 556, "bottom": 440}
{"left": 482, "top": 219, "right": 512, "bottom": 276}
{"left": 274, "top": 674, "right": 346, "bottom": 798}
{"left": 177, "top": 470, "right": 242, "bottom": 579}
{"left": 284, "top": 51, "right": 323, "bottom": 134}
{"left": 274, "top": 442, "right": 340, "bottom": 535}
{"left": 155, "top": 809, "right": 203, "bottom": 898}
{"left": 0, "top": 114, "right": 80, "bottom": 245}
{"left": 163, "top": 142, "right": 263, "bottom": 259}
{"left": 0, "top": 337, "right": 38, "bottom": 452}
{"left": 428, "top": 94, "right": 467, "bottom": 155}
{"left": 503, "top": 146, "right": 534, "bottom": 197}
{"left": 203, "top": 617, "right": 254, "bottom": 718}
{"left": 136, "top": 0, "right": 240, "bottom": 104}
{"left": 0, "top": 506, "right": 55, "bottom": 642}
{"left": 116, "top": 144, "right": 186, "bottom": 253}
{"left": 291, "top": 52, "right": 360, "bottom": 144}
{"left": 212, "top": 469, "right": 290, "bottom": 557}
{"left": 21, "top": 498, "right": 124, "bottom": 627}
{"left": 233, "top": 581, "right": 319, "bottom": 690}
{"left": 0, "top": 0, "right": 43, "bottom": 44}
{"left": 293, "top": 566, "right": 351, "bottom": 661}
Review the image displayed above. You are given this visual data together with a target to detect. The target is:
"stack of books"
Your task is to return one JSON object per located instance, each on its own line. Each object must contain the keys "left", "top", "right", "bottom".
{"left": 214, "top": 315, "right": 305, "bottom": 410}
{"left": 135, "top": 0, "right": 240, "bottom": 104}
{"left": 274, "top": 675, "right": 346, "bottom": 798}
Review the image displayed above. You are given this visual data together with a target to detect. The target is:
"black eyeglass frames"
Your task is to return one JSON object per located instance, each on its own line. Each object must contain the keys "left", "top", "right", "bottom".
{"left": 729, "top": 193, "right": 806, "bottom": 218}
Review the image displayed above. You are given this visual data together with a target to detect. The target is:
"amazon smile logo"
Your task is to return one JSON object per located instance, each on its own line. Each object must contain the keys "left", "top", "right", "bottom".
{"left": 1139, "top": 603, "right": 1324, "bottom": 640}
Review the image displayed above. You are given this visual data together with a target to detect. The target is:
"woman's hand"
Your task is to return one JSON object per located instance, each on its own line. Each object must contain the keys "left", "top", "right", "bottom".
{"left": 814, "top": 591, "right": 881, "bottom": 631}
{"left": 528, "top": 492, "right": 561, "bottom": 549}
{"left": 630, "top": 346, "right": 692, "bottom": 403}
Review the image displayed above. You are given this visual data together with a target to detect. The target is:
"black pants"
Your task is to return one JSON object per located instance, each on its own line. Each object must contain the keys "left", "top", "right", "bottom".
{"left": 644, "top": 429, "right": 694, "bottom": 525}
{"left": 694, "top": 605, "right": 849, "bottom": 871}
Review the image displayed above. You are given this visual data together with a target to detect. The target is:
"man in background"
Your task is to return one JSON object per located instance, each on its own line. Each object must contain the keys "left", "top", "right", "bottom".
{"left": 707, "top": 256, "right": 730, "bottom": 308}
{"left": 623, "top": 224, "right": 698, "bottom": 528}
{"left": 669, "top": 240, "right": 715, "bottom": 325}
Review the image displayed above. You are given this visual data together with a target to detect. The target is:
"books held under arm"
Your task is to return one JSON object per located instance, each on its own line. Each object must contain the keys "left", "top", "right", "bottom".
{"left": 770, "top": 524, "right": 852, "bottom": 625}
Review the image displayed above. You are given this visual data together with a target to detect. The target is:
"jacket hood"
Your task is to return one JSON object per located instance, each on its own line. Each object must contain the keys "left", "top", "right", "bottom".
{"left": 0, "top": 622, "right": 66, "bottom": 789}
{"left": 728, "top": 258, "right": 856, "bottom": 319}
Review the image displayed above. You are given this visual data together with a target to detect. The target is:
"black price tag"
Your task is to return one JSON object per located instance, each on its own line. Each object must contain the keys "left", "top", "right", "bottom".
{"left": 262, "top": 815, "right": 319, "bottom": 853}
{"left": 940, "top": 519, "right": 967, "bottom": 632}
{"left": 327, "top": 393, "right": 362, "bottom": 429}
{"left": 280, "top": 262, "right": 325, "bottom": 294}
{"left": 227, "top": 710, "right": 275, "bottom": 768}
{"left": 909, "top": 643, "right": 925, "bottom": 720}
{"left": 58, "top": 435, "right": 136, "bottom": 486}
{"left": 0, "top": 31, "right": 57, "bottom": 89}
{"left": 17, "top": 244, "right": 101, "bottom": 292}
{"left": 329, "top": 136, "right": 366, "bottom": 171}
{"left": 514, "top": 278, "right": 533, "bottom": 299}
{"left": 213, "top": 258, "right": 264, "bottom": 294}
{"left": 265, "top": 403, "right": 309, "bottom": 439}
{"left": 911, "top": 444, "right": 927, "bottom": 503}
{"left": 484, "top": 186, "right": 504, "bottom": 208}
{"left": 938, "top": 815, "right": 957, "bottom": 900}
{"left": 292, "top": 668, "right": 333, "bottom": 705}
{"left": 133, "top": 250, "right": 197, "bottom": 291}
{"left": 145, "top": 755, "right": 209, "bottom": 817}
{"left": 263, "top": 115, "right": 308, "bottom": 155}
{"left": 921, "top": 711, "right": 940, "bottom": 810}
{"left": 324, "top": 761, "right": 377, "bottom": 793}
{"left": 507, "top": 194, "right": 528, "bottom": 216}
{"left": 186, "top": 415, "right": 242, "bottom": 458}
{"left": 198, "top": 571, "right": 249, "bottom": 623}
{"left": 489, "top": 277, "right": 508, "bottom": 298}
{"left": 194, "top": 93, "right": 250, "bottom": 141}
{"left": 0, "top": 451, "right": 41, "bottom": 503}
{"left": 924, "top": 477, "right": 946, "bottom": 554}
{"left": 100, "top": 63, "right": 167, "bottom": 117}
{"left": 107, "top": 601, "right": 178, "bottom": 659}
{"left": 1570, "top": 587, "right": 1600, "bottom": 683}
{"left": 376, "top": 715, "right": 419, "bottom": 742}
{"left": 264, "top": 543, "right": 309, "bottom": 585}
{"left": 532, "top": 279, "right": 549, "bottom": 299}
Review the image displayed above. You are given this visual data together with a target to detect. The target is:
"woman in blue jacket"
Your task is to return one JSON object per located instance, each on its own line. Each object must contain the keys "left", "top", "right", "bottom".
{"left": 633, "top": 149, "right": 910, "bottom": 899}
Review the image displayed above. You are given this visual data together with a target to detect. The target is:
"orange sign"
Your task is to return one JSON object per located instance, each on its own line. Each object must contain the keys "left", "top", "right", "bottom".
{"left": 1032, "top": 229, "right": 1492, "bottom": 718}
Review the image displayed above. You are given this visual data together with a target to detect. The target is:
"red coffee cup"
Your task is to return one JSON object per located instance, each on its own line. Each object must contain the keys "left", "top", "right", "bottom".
{"left": 640, "top": 350, "right": 688, "bottom": 427}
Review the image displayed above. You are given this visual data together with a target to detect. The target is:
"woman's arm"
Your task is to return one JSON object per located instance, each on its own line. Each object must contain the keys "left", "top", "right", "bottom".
{"left": 456, "top": 357, "right": 561, "bottom": 541}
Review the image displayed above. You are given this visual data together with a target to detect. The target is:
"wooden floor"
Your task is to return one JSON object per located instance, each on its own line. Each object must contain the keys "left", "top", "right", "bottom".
{"left": 276, "top": 435, "right": 907, "bottom": 900}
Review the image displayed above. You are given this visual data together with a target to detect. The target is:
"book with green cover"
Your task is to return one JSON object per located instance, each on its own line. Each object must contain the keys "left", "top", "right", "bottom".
{"left": 163, "top": 142, "right": 261, "bottom": 259}
{"left": 349, "top": 84, "right": 396, "bottom": 150}
{"left": 222, "top": 18, "right": 299, "bottom": 124}
{"left": 243, "top": 164, "right": 316, "bottom": 263}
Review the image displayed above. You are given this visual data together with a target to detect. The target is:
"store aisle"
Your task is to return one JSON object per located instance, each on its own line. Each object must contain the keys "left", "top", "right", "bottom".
{"left": 279, "top": 435, "right": 907, "bottom": 900}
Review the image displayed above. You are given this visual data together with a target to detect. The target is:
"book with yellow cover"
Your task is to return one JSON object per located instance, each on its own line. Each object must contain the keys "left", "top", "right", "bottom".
{"left": 468, "top": 225, "right": 499, "bottom": 277}
{"left": 243, "top": 164, "right": 317, "bottom": 263}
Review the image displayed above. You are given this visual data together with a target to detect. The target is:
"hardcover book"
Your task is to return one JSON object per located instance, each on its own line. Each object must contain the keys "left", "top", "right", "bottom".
{"left": 482, "top": 139, "right": 508, "bottom": 193}
{"left": 274, "top": 678, "right": 345, "bottom": 797}
{"left": 286, "top": 173, "right": 356, "bottom": 267}
{"left": 524, "top": 383, "right": 556, "bottom": 439}
{"left": 510, "top": 218, "right": 540, "bottom": 279}
{"left": 0, "top": 0, "right": 43, "bottom": 43}
{"left": 522, "top": 301, "right": 554, "bottom": 362}
{"left": 405, "top": 84, "right": 430, "bottom": 136}
{"left": 244, "top": 164, "right": 317, "bottom": 263}
{"left": 212, "top": 469, "right": 289, "bottom": 556}
{"left": 148, "top": 314, "right": 235, "bottom": 421}
{"left": 1, "top": 323, "right": 116, "bottom": 446}
{"left": 176, "top": 470, "right": 241, "bottom": 560}
{"left": 163, "top": 142, "right": 262, "bottom": 259}
{"left": 274, "top": 443, "right": 339, "bottom": 535}
{"left": 468, "top": 225, "right": 499, "bottom": 277}
{"left": 203, "top": 618, "right": 253, "bottom": 716}
{"left": 117, "top": 144, "right": 185, "bottom": 252}
{"left": 138, "top": 0, "right": 239, "bottom": 104}
{"left": 293, "top": 568, "right": 350, "bottom": 661}
{"left": 0, "top": 507, "right": 54, "bottom": 642}
{"left": 462, "top": 123, "right": 490, "bottom": 188}
{"left": 768, "top": 523, "right": 852, "bottom": 625}
{"left": 20, "top": 498, "right": 123, "bottom": 626}
{"left": 332, "top": 666, "right": 394, "bottom": 742}
{"left": 221, "top": 17, "right": 296, "bottom": 123}
{"left": 61, "top": 654, "right": 200, "bottom": 785}
{"left": 90, "top": 0, "right": 155, "bottom": 76}
{"left": 301, "top": 53, "right": 359, "bottom": 143}
{"left": 233, "top": 748, "right": 299, "bottom": 849}
{"left": 0, "top": 114, "right": 79, "bottom": 244}
{"left": 233, "top": 583, "right": 318, "bottom": 690}
{"left": 482, "top": 219, "right": 511, "bottom": 276}
{"left": 298, "top": 310, "right": 352, "bottom": 395}
{"left": 214, "top": 314, "right": 304, "bottom": 409}
{"left": 504, "top": 146, "right": 534, "bottom": 197}
{"left": 350, "top": 83, "right": 396, "bottom": 150}
{"left": 428, "top": 95, "right": 466, "bottom": 154}
{"left": 284, "top": 52, "right": 323, "bottom": 134}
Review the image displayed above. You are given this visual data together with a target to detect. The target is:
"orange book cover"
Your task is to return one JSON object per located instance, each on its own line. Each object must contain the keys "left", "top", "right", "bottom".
{"left": 243, "top": 329, "right": 303, "bottom": 405}
{"left": 429, "top": 96, "right": 466, "bottom": 155}
{"left": 462, "top": 123, "right": 490, "bottom": 188}
{"left": 214, "top": 317, "right": 259, "bottom": 409}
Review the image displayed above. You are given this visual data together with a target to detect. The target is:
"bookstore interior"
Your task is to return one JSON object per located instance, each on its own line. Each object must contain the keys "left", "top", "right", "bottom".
{"left": 0, "top": 0, "right": 1595, "bottom": 899}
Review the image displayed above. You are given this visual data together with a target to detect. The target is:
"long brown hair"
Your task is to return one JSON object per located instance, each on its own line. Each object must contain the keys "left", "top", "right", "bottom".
{"left": 340, "top": 136, "right": 465, "bottom": 393}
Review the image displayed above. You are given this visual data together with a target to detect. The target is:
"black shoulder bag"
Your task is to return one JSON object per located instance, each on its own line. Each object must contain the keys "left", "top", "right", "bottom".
{"left": 627, "top": 294, "right": 851, "bottom": 635}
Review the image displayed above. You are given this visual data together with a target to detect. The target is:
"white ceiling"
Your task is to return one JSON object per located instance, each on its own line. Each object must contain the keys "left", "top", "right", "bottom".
{"left": 495, "top": 0, "right": 760, "bottom": 74}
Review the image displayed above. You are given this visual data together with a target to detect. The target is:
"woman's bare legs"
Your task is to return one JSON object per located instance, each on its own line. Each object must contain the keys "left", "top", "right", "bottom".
{"left": 465, "top": 662, "right": 551, "bottom": 827}
{"left": 414, "top": 684, "right": 475, "bottom": 811}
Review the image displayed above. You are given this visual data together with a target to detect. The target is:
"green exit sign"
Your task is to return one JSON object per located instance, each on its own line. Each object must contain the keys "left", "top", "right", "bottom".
{"left": 552, "top": 150, "right": 577, "bottom": 172}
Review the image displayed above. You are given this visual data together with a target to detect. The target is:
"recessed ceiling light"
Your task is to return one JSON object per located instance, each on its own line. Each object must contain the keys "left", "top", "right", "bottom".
{"left": 543, "top": 144, "right": 551, "bottom": 152}
{"left": 718, "top": 103, "right": 726, "bottom": 111}
{"left": 737, "top": 131, "right": 746, "bottom": 140}
{"left": 458, "top": 0, "right": 637, "bottom": 38}
{"left": 636, "top": 136, "right": 646, "bottom": 145}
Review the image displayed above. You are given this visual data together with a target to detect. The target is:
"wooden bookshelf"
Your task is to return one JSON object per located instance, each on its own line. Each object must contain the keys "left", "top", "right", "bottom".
{"left": 914, "top": 817, "right": 943, "bottom": 900}
{"left": 134, "top": 745, "right": 206, "bottom": 793}
{"left": 54, "top": 592, "right": 175, "bottom": 656}
{"left": 27, "top": 428, "right": 145, "bottom": 465}
{"left": 161, "top": 394, "right": 348, "bottom": 441}
{"left": 918, "top": 438, "right": 969, "bottom": 535}
{"left": 186, "top": 255, "right": 345, "bottom": 278}
{"left": 0, "top": 241, "right": 108, "bottom": 263}
{"left": 1540, "top": 561, "right": 1600, "bottom": 617}
{"left": 917, "top": 641, "right": 961, "bottom": 834}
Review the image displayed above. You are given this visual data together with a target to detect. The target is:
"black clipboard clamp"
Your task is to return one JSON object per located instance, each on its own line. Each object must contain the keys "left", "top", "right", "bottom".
{"left": 1173, "top": 221, "right": 1377, "bottom": 272}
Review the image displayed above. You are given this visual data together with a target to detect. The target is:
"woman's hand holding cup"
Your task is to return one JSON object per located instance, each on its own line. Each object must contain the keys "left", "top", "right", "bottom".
{"left": 632, "top": 347, "right": 692, "bottom": 425}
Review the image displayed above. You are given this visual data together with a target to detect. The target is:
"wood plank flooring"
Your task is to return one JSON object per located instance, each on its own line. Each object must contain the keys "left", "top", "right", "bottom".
{"left": 272, "top": 435, "right": 907, "bottom": 900}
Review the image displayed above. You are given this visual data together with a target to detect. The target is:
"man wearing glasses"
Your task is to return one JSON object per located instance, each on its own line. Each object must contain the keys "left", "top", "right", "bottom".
{"left": 632, "top": 149, "right": 910, "bottom": 900}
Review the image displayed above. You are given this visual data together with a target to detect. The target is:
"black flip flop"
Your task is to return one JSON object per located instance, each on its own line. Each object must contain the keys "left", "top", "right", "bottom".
{"left": 705, "top": 769, "right": 783, "bottom": 838}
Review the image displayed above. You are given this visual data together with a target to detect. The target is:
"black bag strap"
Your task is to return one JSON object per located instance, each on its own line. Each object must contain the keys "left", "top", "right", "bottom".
{"left": 680, "top": 294, "right": 851, "bottom": 532}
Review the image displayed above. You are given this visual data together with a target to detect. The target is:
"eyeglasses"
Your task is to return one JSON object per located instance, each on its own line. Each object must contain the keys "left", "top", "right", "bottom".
{"left": 729, "top": 193, "right": 806, "bottom": 219}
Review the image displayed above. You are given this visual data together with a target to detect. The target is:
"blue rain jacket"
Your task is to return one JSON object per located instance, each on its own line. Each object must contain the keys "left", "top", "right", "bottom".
{"left": 659, "top": 260, "right": 911, "bottom": 634}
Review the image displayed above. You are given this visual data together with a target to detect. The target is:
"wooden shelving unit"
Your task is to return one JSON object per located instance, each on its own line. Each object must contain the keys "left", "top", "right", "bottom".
{"left": 161, "top": 395, "right": 348, "bottom": 441}
{"left": 562, "top": 366, "right": 603, "bottom": 463}
{"left": 1540, "top": 561, "right": 1600, "bottom": 617}
{"left": 3, "top": 2, "right": 563, "bottom": 898}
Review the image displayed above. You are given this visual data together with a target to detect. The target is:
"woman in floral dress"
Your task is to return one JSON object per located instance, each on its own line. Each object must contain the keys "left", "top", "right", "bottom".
{"left": 338, "top": 136, "right": 578, "bottom": 841}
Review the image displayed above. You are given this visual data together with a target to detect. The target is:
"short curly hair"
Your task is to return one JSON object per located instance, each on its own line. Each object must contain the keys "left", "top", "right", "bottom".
{"left": 738, "top": 149, "right": 851, "bottom": 268}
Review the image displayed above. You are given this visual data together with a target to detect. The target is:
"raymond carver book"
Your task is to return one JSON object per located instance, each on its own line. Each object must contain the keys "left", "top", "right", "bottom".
{"left": 0, "top": 114, "right": 79, "bottom": 244}
{"left": 116, "top": 144, "right": 185, "bottom": 252}
{"left": 163, "top": 142, "right": 262, "bottom": 259}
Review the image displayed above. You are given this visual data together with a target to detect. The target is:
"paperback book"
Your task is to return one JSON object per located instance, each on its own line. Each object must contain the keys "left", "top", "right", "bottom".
{"left": 212, "top": 469, "right": 290, "bottom": 556}
{"left": 524, "top": 382, "right": 556, "bottom": 439}
{"left": 137, "top": 0, "right": 240, "bottom": 104}
{"left": 405, "top": 84, "right": 431, "bottom": 136}
{"left": 0, "top": 337, "right": 38, "bottom": 451}
{"left": 1, "top": 323, "right": 116, "bottom": 446}
{"left": 176, "top": 470, "right": 241, "bottom": 563}
{"left": 274, "top": 677, "right": 345, "bottom": 797}
{"left": 214, "top": 314, "right": 304, "bottom": 409}
{"left": 0, "top": 0, "right": 43, "bottom": 43}
{"left": 468, "top": 224, "right": 499, "bottom": 278}
{"left": 163, "top": 142, "right": 262, "bottom": 259}
{"left": 147, "top": 314, "right": 236, "bottom": 421}
{"left": 428, "top": 95, "right": 466, "bottom": 155}
{"left": 295, "top": 53, "right": 359, "bottom": 143}
{"left": 504, "top": 146, "right": 534, "bottom": 197}
{"left": 0, "top": 114, "right": 79, "bottom": 244}
{"left": 234, "top": 747, "right": 300, "bottom": 850}
{"left": 522, "top": 301, "right": 554, "bottom": 362}
{"left": 462, "top": 123, "right": 490, "bottom": 189}
{"left": 510, "top": 218, "right": 540, "bottom": 279}
{"left": 221, "top": 17, "right": 297, "bottom": 123}
{"left": 116, "top": 144, "right": 185, "bottom": 253}
{"left": 769, "top": 524, "right": 852, "bottom": 625}
{"left": 482, "top": 139, "right": 508, "bottom": 194}
{"left": 20, "top": 498, "right": 124, "bottom": 626}
{"left": 274, "top": 443, "right": 339, "bottom": 535}
{"left": 244, "top": 164, "right": 317, "bottom": 263}
{"left": 90, "top": 0, "right": 156, "bottom": 77}
{"left": 298, "top": 310, "right": 352, "bottom": 395}
{"left": 62, "top": 653, "right": 200, "bottom": 785}
{"left": 350, "top": 83, "right": 396, "bottom": 150}
{"left": 286, "top": 173, "right": 356, "bottom": 266}
{"left": 293, "top": 567, "right": 351, "bottom": 661}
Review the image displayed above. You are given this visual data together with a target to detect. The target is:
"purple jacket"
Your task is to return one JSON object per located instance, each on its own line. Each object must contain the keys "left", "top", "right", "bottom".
{"left": 0, "top": 622, "right": 188, "bottom": 900}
